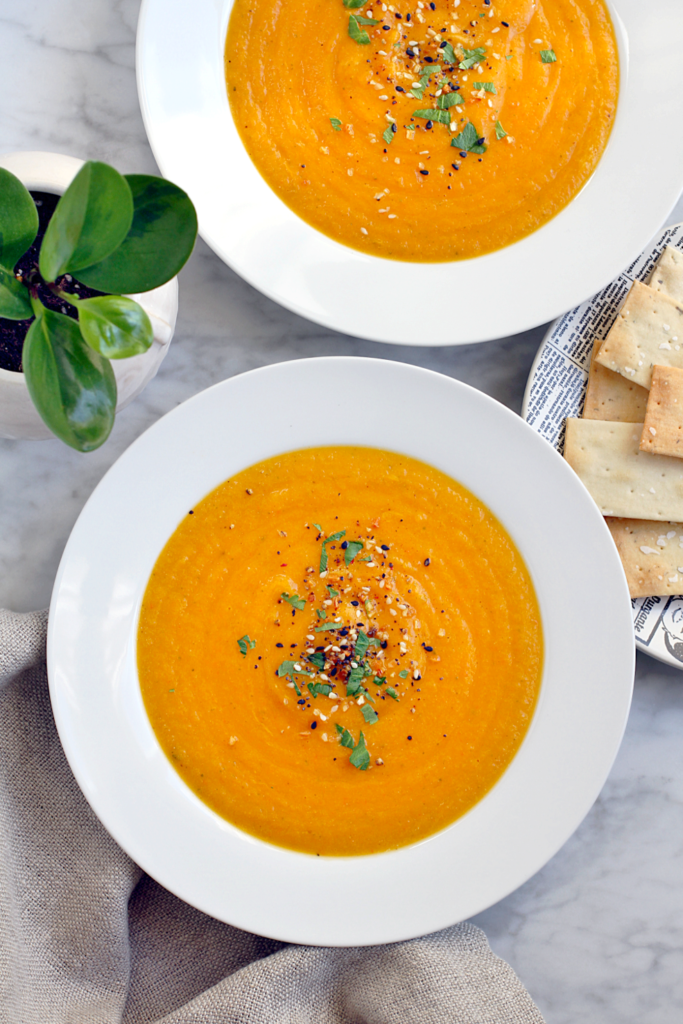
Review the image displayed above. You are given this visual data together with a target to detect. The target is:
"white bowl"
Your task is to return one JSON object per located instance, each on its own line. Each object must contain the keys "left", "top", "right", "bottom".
{"left": 48, "top": 357, "right": 634, "bottom": 945}
{"left": 136, "top": 0, "right": 683, "bottom": 345}
{"left": 0, "top": 151, "right": 178, "bottom": 441}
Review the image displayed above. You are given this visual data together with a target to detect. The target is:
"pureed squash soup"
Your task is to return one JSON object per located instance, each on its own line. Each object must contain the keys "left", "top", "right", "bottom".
{"left": 224, "top": 0, "right": 618, "bottom": 262}
{"left": 138, "top": 447, "right": 543, "bottom": 856}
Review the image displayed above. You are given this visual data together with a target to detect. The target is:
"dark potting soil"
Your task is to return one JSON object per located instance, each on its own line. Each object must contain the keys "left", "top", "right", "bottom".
{"left": 0, "top": 191, "right": 105, "bottom": 373}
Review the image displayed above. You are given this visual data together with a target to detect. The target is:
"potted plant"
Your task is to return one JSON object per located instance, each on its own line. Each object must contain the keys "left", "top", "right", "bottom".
{"left": 0, "top": 151, "right": 197, "bottom": 451}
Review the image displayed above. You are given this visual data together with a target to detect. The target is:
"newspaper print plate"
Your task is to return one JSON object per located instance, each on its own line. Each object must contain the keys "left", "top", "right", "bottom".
{"left": 522, "top": 222, "right": 683, "bottom": 670}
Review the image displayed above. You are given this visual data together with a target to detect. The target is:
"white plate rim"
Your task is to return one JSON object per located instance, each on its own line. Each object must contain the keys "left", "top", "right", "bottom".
{"left": 47, "top": 356, "right": 635, "bottom": 944}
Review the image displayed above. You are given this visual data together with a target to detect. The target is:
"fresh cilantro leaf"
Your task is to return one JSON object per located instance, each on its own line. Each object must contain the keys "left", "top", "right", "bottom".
{"left": 330, "top": 117, "right": 343, "bottom": 131}
{"left": 355, "top": 15, "right": 379, "bottom": 23}
{"left": 495, "top": 120, "right": 506, "bottom": 139}
{"left": 344, "top": 540, "right": 364, "bottom": 565}
{"left": 277, "top": 660, "right": 312, "bottom": 677}
{"left": 308, "top": 651, "right": 325, "bottom": 669}
{"left": 362, "top": 704, "right": 379, "bottom": 724}
{"left": 237, "top": 635, "right": 256, "bottom": 657}
{"left": 336, "top": 723, "right": 355, "bottom": 748}
{"left": 327, "top": 585, "right": 339, "bottom": 597}
{"left": 348, "top": 15, "right": 371, "bottom": 44}
{"left": 281, "top": 591, "right": 305, "bottom": 611}
{"left": 473, "top": 81, "right": 496, "bottom": 93}
{"left": 398, "top": 669, "right": 409, "bottom": 679}
{"left": 382, "top": 124, "right": 395, "bottom": 145}
{"left": 410, "top": 86, "right": 425, "bottom": 99}
{"left": 343, "top": 0, "right": 365, "bottom": 6}
{"left": 441, "top": 41, "right": 456, "bottom": 64}
{"left": 451, "top": 121, "right": 487, "bottom": 153}
{"left": 459, "top": 46, "right": 486, "bottom": 70}
{"left": 374, "top": 675, "right": 387, "bottom": 686}
{"left": 315, "top": 621, "right": 343, "bottom": 632}
{"left": 313, "top": 522, "right": 322, "bottom": 532}
{"left": 422, "top": 65, "right": 441, "bottom": 77}
{"left": 436, "top": 92, "right": 463, "bottom": 109}
{"left": 505, "top": 54, "right": 513, "bottom": 60}
{"left": 355, "top": 630, "right": 380, "bottom": 660}
{"left": 349, "top": 731, "right": 371, "bottom": 770}
{"left": 316, "top": 608, "right": 327, "bottom": 620}
{"left": 540, "top": 49, "right": 557, "bottom": 63}
{"left": 346, "top": 667, "right": 365, "bottom": 695}
{"left": 413, "top": 108, "right": 450, "bottom": 124}
{"left": 293, "top": 679, "right": 301, "bottom": 696}
{"left": 320, "top": 529, "right": 346, "bottom": 573}
{"left": 386, "top": 687, "right": 399, "bottom": 700}
{"left": 308, "top": 681, "right": 332, "bottom": 698}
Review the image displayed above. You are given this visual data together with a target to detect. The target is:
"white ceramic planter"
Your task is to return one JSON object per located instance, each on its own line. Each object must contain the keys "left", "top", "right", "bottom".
{"left": 0, "top": 151, "right": 179, "bottom": 441}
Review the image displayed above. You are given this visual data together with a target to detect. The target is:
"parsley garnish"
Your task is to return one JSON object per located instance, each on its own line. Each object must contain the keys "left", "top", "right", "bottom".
{"left": 349, "top": 731, "right": 370, "bottom": 770}
{"left": 281, "top": 592, "right": 305, "bottom": 611}
{"left": 277, "top": 660, "right": 312, "bottom": 677}
{"left": 495, "top": 120, "right": 506, "bottom": 140}
{"left": 473, "top": 81, "right": 496, "bottom": 93}
{"left": 386, "top": 687, "right": 399, "bottom": 700}
{"left": 348, "top": 15, "right": 371, "bottom": 44}
{"left": 398, "top": 669, "right": 409, "bottom": 679}
{"left": 308, "top": 651, "right": 325, "bottom": 669}
{"left": 237, "top": 635, "right": 256, "bottom": 657}
{"left": 346, "top": 667, "right": 365, "bottom": 695}
{"left": 382, "top": 124, "right": 395, "bottom": 145}
{"left": 374, "top": 675, "right": 387, "bottom": 686}
{"left": 320, "top": 529, "right": 346, "bottom": 573}
{"left": 441, "top": 41, "right": 456, "bottom": 64}
{"left": 308, "top": 681, "right": 332, "bottom": 698}
{"left": 459, "top": 46, "right": 486, "bottom": 70}
{"left": 451, "top": 121, "right": 487, "bottom": 154}
{"left": 505, "top": 54, "right": 512, "bottom": 60}
{"left": 330, "top": 117, "right": 343, "bottom": 131}
{"left": 540, "top": 49, "right": 557, "bottom": 63}
{"left": 354, "top": 14, "right": 379, "bottom": 24}
{"left": 316, "top": 608, "right": 327, "bottom": 620}
{"left": 410, "top": 86, "right": 425, "bottom": 100}
{"left": 336, "top": 723, "right": 355, "bottom": 748}
{"left": 344, "top": 540, "right": 364, "bottom": 565}
{"left": 362, "top": 705, "right": 379, "bottom": 724}
{"left": 315, "top": 621, "right": 343, "bottom": 632}
{"left": 436, "top": 92, "right": 463, "bottom": 109}
{"left": 327, "top": 585, "right": 339, "bottom": 597}
{"left": 355, "top": 630, "right": 380, "bottom": 660}
{"left": 413, "top": 108, "right": 450, "bottom": 125}
{"left": 342, "top": 0, "right": 365, "bottom": 6}
{"left": 313, "top": 522, "right": 322, "bottom": 532}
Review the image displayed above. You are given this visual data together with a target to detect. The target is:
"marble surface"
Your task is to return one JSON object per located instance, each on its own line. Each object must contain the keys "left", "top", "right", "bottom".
{"left": 0, "top": 1, "right": 681, "bottom": 1019}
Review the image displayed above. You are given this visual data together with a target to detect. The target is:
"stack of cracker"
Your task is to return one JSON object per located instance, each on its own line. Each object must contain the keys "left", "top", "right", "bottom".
{"left": 564, "top": 245, "right": 683, "bottom": 598}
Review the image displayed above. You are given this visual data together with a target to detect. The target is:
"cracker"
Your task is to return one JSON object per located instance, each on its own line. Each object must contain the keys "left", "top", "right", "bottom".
{"left": 639, "top": 365, "right": 683, "bottom": 457}
{"left": 650, "top": 245, "right": 683, "bottom": 304}
{"left": 605, "top": 517, "right": 683, "bottom": 597}
{"left": 583, "top": 335, "right": 648, "bottom": 422}
{"left": 594, "top": 280, "right": 683, "bottom": 389}
{"left": 564, "top": 418, "right": 683, "bottom": 520}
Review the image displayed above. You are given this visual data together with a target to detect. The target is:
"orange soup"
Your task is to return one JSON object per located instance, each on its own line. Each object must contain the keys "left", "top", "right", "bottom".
{"left": 138, "top": 447, "right": 543, "bottom": 856}
{"left": 225, "top": 0, "right": 618, "bottom": 262}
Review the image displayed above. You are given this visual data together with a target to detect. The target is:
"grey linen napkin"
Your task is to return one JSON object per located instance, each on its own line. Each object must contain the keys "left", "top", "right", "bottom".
{"left": 0, "top": 608, "right": 546, "bottom": 1024}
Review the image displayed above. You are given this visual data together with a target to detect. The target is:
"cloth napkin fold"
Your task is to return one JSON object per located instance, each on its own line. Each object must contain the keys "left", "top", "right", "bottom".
{"left": 0, "top": 608, "right": 546, "bottom": 1024}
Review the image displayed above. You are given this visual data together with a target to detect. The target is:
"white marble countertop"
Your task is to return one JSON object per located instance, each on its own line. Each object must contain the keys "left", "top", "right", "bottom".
{"left": 1, "top": 2, "right": 682, "bottom": 1020}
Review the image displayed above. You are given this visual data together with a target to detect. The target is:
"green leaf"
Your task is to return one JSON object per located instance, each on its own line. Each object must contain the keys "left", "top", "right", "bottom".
{"left": 316, "top": 608, "right": 327, "bottom": 620}
{"left": 355, "top": 630, "right": 380, "bottom": 660}
{"left": 506, "top": 54, "right": 513, "bottom": 60}
{"left": 348, "top": 15, "right": 371, "bottom": 44}
{"left": 473, "top": 81, "right": 496, "bottom": 93}
{"left": 0, "top": 169, "right": 38, "bottom": 272}
{"left": 362, "top": 704, "right": 379, "bottom": 724}
{"left": 336, "top": 723, "right": 355, "bottom": 748}
{"left": 386, "top": 687, "right": 399, "bottom": 700}
{"left": 495, "top": 120, "right": 507, "bottom": 140}
{"left": 74, "top": 174, "right": 197, "bottom": 294}
{"left": 374, "top": 675, "right": 387, "bottom": 686}
{"left": 320, "top": 529, "right": 346, "bottom": 572}
{"left": 308, "top": 681, "right": 332, "bottom": 698}
{"left": 410, "top": 86, "right": 425, "bottom": 99}
{"left": 540, "top": 49, "right": 557, "bottom": 63}
{"left": 237, "top": 635, "right": 256, "bottom": 656}
{"left": 344, "top": 540, "right": 364, "bottom": 565}
{"left": 354, "top": 15, "right": 379, "bottom": 24}
{"left": 39, "top": 162, "right": 133, "bottom": 282}
{"left": 327, "top": 586, "right": 339, "bottom": 597}
{"left": 330, "top": 117, "right": 343, "bottom": 131}
{"left": 0, "top": 266, "right": 32, "bottom": 319}
{"left": 342, "top": 0, "right": 365, "bottom": 7}
{"left": 307, "top": 651, "right": 325, "bottom": 669}
{"left": 421, "top": 65, "right": 441, "bottom": 78}
{"left": 22, "top": 307, "right": 116, "bottom": 452}
{"left": 441, "top": 42, "right": 456, "bottom": 64}
{"left": 281, "top": 591, "right": 306, "bottom": 611}
{"left": 315, "top": 621, "right": 343, "bottom": 632}
{"left": 413, "top": 108, "right": 451, "bottom": 124}
{"left": 277, "top": 660, "right": 312, "bottom": 677}
{"left": 459, "top": 46, "right": 486, "bottom": 69}
{"left": 436, "top": 92, "right": 463, "bottom": 108}
{"left": 349, "top": 731, "right": 370, "bottom": 770}
{"left": 382, "top": 124, "right": 395, "bottom": 145}
{"left": 399, "top": 669, "right": 409, "bottom": 679}
{"left": 451, "top": 121, "right": 487, "bottom": 153}
{"left": 346, "top": 668, "right": 365, "bottom": 696}
{"left": 76, "top": 294, "right": 153, "bottom": 359}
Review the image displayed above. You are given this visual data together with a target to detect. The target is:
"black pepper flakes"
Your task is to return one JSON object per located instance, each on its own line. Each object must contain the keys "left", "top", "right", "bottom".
{"left": 311, "top": 721, "right": 317, "bottom": 729}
